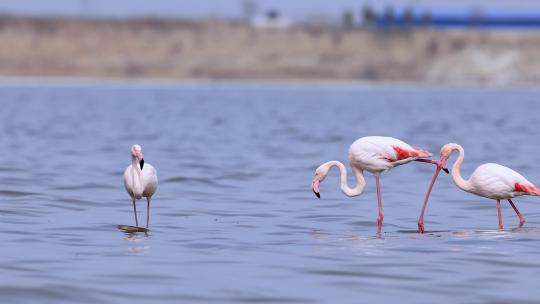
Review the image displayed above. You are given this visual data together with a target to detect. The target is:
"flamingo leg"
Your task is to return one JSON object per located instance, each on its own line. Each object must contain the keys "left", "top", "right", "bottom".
{"left": 507, "top": 199, "right": 525, "bottom": 226}
{"left": 146, "top": 197, "right": 151, "bottom": 228}
{"left": 418, "top": 167, "right": 441, "bottom": 233}
{"left": 132, "top": 199, "right": 139, "bottom": 227}
{"left": 496, "top": 199, "right": 503, "bottom": 230}
{"left": 375, "top": 175, "right": 384, "bottom": 234}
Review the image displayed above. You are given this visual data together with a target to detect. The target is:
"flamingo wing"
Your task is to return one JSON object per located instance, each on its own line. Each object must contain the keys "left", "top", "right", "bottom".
{"left": 348, "top": 136, "right": 432, "bottom": 173}
{"left": 142, "top": 163, "right": 158, "bottom": 198}
{"left": 123, "top": 165, "right": 135, "bottom": 198}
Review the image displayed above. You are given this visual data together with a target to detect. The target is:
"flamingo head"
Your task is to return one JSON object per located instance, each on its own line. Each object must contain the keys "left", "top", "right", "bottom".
{"left": 438, "top": 143, "right": 458, "bottom": 174}
{"left": 312, "top": 164, "right": 329, "bottom": 198}
{"left": 131, "top": 144, "right": 145, "bottom": 169}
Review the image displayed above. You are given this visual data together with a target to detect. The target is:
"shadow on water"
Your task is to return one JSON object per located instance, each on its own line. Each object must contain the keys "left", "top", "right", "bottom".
{"left": 117, "top": 225, "right": 149, "bottom": 233}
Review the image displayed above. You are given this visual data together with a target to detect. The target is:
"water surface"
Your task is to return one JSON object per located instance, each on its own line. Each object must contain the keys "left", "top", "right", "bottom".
{"left": 0, "top": 82, "right": 539, "bottom": 303}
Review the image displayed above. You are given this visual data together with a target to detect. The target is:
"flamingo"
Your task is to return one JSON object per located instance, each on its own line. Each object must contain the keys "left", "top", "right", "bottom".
{"left": 311, "top": 136, "right": 446, "bottom": 233}
{"left": 123, "top": 144, "right": 158, "bottom": 228}
{"left": 419, "top": 143, "right": 540, "bottom": 231}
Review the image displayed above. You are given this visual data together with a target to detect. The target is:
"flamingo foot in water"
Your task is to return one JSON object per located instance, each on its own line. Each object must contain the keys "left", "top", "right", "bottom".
{"left": 418, "top": 221, "right": 425, "bottom": 234}
{"left": 377, "top": 215, "right": 384, "bottom": 234}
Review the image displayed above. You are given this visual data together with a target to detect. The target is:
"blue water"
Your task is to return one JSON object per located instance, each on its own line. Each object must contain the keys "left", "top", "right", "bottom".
{"left": 0, "top": 82, "right": 539, "bottom": 303}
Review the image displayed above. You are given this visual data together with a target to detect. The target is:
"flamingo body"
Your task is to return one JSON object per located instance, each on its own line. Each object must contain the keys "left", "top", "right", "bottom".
{"left": 349, "top": 136, "right": 432, "bottom": 174}
{"left": 123, "top": 163, "right": 157, "bottom": 199}
{"left": 466, "top": 163, "right": 540, "bottom": 200}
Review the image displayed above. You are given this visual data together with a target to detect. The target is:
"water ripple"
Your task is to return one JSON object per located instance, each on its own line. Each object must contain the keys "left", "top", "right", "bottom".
{"left": 1, "top": 85, "right": 540, "bottom": 304}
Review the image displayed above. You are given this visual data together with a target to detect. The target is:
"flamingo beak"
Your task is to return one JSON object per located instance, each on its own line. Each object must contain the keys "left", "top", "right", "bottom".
{"left": 135, "top": 151, "right": 144, "bottom": 169}
{"left": 441, "top": 159, "right": 449, "bottom": 174}
{"left": 312, "top": 176, "right": 321, "bottom": 198}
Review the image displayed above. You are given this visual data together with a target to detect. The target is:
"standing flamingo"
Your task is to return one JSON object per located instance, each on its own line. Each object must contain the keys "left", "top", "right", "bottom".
{"left": 123, "top": 144, "right": 158, "bottom": 228}
{"left": 418, "top": 143, "right": 540, "bottom": 231}
{"left": 311, "top": 136, "right": 445, "bottom": 233}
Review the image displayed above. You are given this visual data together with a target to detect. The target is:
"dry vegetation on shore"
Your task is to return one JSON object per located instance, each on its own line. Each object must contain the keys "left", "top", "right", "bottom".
{"left": 0, "top": 16, "right": 539, "bottom": 84}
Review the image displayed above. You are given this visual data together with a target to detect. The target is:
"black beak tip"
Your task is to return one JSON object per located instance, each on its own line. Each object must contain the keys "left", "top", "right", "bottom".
{"left": 314, "top": 191, "right": 320, "bottom": 199}
{"left": 139, "top": 159, "right": 145, "bottom": 170}
{"left": 443, "top": 168, "right": 449, "bottom": 174}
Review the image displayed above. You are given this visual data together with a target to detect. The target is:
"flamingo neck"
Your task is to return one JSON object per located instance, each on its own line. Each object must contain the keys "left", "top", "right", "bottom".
{"left": 323, "top": 161, "right": 366, "bottom": 197}
{"left": 131, "top": 155, "right": 143, "bottom": 197}
{"left": 449, "top": 144, "right": 473, "bottom": 192}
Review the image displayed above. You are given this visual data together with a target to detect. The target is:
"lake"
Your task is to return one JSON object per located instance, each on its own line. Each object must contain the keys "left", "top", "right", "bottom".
{"left": 0, "top": 81, "right": 539, "bottom": 303}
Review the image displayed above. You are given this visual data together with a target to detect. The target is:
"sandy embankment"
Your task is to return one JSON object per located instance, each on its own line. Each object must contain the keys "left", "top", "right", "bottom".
{"left": 0, "top": 17, "right": 538, "bottom": 85}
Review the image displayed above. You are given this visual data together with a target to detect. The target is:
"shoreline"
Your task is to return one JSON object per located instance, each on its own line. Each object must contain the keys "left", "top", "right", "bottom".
{"left": 0, "top": 76, "right": 538, "bottom": 91}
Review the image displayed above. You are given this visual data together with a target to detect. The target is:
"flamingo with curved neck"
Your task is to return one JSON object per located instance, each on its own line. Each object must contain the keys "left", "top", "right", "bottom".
{"left": 419, "top": 143, "right": 540, "bottom": 230}
{"left": 312, "top": 136, "right": 444, "bottom": 234}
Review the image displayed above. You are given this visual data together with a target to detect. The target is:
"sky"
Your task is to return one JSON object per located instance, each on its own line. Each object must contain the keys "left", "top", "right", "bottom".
{"left": 0, "top": 0, "right": 540, "bottom": 20}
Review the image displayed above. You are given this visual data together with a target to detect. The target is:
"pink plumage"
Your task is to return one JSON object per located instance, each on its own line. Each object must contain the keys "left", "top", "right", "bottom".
{"left": 419, "top": 143, "right": 539, "bottom": 231}
{"left": 348, "top": 136, "right": 432, "bottom": 173}
{"left": 466, "top": 163, "right": 540, "bottom": 199}
{"left": 312, "top": 136, "right": 439, "bottom": 233}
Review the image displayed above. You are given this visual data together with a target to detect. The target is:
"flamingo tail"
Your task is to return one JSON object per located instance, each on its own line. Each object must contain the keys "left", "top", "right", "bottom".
{"left": 514, "top": 183, "right": 540, "bottom": 196}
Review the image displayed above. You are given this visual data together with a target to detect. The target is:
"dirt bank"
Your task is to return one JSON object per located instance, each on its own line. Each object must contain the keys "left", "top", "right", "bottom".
{"left": 0, "top": 17, "right": 538, "bottom": 84}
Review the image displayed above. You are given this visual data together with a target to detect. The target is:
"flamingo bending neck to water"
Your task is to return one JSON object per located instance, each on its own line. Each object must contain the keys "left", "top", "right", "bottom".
{"left": 311, "top": 136, "right": 445, "bottom": 233}
{"left": 123, "top": 144, "right": 158, "bottom": 228}
{"left": 419, "top": 143, "right": 540, "bottom": 231}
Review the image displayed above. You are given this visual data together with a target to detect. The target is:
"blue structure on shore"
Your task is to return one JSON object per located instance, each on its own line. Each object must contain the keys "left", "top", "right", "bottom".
{"left": 372, "top": 11, "right": 540, "bottom": 28}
